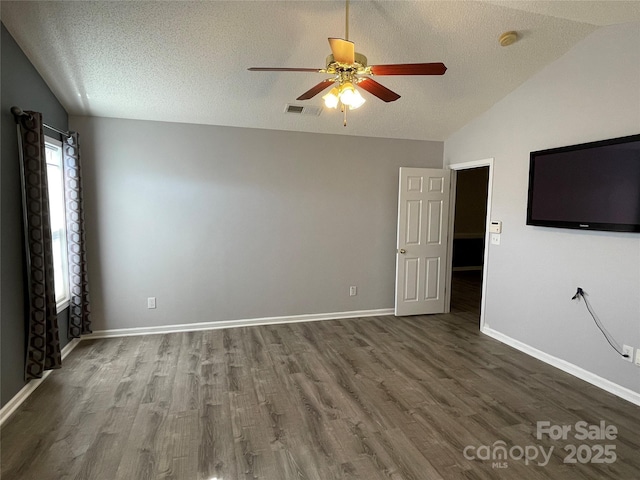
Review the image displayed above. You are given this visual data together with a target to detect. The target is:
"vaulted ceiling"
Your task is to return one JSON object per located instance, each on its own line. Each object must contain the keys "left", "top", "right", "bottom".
{"left": 3, "top": 1, "right": 639, "bottom": 141}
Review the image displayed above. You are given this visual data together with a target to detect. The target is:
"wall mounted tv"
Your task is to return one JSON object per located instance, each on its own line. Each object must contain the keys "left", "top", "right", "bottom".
{"left": 526, "top": 134, "right": 640, "bottom": 233}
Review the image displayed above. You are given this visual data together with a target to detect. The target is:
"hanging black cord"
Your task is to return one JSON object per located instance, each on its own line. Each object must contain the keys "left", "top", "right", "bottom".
{"left": 572, "top": 288, "right": 628, "bottom": 358}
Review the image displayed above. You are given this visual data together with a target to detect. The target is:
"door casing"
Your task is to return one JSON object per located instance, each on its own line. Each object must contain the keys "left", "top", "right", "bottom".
{"left": 445, "top": 158, "right": 494, "bottom": 331}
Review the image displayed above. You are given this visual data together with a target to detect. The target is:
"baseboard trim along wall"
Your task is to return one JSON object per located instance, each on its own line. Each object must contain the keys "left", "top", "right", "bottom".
{"left": 0, "top": 338, "right": 81, "bottom": 427}
{"left": 83, "top": 308, "right": 395, "bottom": 339}
{"left": 482, "top": 326, "right": 640, "bottom": 407}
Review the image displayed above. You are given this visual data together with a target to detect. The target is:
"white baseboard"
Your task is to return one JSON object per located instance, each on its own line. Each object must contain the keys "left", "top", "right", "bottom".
{"left": 452, "top": 266, "right": 483, "bottom": 272}
{"left": 454, "top": 232, "right": 485, "bottom": 240}
{"left": 83, "top": 308, "right": 395, "bottom": 339}
{"left": 0, "top": 338, "right": 81, "bottom": 427}
{"left": 482, "top": 326, "right": 640, "bottom": 407}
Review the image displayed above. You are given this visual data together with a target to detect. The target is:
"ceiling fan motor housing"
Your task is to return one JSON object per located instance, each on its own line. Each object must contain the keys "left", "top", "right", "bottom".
{"left": 325, "top": 52, "right": 369, "bottom": 75}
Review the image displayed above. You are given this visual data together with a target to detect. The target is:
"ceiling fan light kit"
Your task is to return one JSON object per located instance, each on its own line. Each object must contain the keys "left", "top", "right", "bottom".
{"left": 248, "top": 0, "right": 447, "bottom": 125}
{"left": 322, "top": 80, "right": 366, "bottom": 110}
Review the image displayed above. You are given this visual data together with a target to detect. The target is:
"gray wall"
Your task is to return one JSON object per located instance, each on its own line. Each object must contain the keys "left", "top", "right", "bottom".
{"left": 1, "top": 23, "right": 70, "bottom": 407}
{"left": 69, "top": 116, "right": 443, "bottom": 331}
{"left": 444, "top": 23, "right": 640, "bottom": 394}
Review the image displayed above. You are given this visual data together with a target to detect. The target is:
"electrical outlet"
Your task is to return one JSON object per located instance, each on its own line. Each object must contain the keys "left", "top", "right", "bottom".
{"left": 622, "top": 345, "right": 633, "bottom": 362}
{"left": 490, "top": 233, "right": 501, "bottom": 245}
{"left": 635, "top": 349, "right": 640, "bottom": 367}
{"left": 349, "top": 286, "right": 357, "bottom": 296}
{"left": 147, "top": 297, "right": 156, "bottom": 309}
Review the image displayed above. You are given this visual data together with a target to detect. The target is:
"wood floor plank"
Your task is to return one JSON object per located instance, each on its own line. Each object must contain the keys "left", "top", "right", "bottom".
{"left": 199, "top": 402, "right": 236, "bottom": 480}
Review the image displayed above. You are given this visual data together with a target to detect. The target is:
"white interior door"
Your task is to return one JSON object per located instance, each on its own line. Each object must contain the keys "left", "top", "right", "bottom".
{"left": 395, "top": 167, "right": 451, "bottom": 316}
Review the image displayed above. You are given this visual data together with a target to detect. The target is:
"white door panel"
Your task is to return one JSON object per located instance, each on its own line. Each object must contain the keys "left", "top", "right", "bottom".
{"left": 395, "top": 167, "right": 450, "bottom": 316}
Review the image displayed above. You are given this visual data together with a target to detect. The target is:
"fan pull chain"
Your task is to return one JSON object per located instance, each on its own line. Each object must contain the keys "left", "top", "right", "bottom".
{"left": 343, "top": 105, "right": 347, "bottom": 127}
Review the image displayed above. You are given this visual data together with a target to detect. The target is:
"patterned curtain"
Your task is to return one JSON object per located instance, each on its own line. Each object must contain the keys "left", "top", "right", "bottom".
{"left": 62, "top": 133, "right": 92, "bottom": 337}
{"left": 14, "top": 110, "right": 62, "bottom": 380}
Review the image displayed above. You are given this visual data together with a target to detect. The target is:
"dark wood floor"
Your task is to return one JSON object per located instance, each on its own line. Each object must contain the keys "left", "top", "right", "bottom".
{"left": 2, "top": 286, "right": 640, "bottom": 479}
{"left": 450, "top": 270, "right": 483, "bottom": 319}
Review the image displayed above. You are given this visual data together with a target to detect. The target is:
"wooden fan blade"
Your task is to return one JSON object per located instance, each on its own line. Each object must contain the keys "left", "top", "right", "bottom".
{"left": 369, "top": 63, "right": 447, "bottom": 76}
{"left": 357, "top": 78, "right": 400, "bottom": 103}
{"left": 328, "top": 38, "right": 355, "bottom": 64}
{"left": 297, "top": 79, "right": 336, "bottom": 100}
{"left": 248, "top": 67, "right": 324, "bottom": 72}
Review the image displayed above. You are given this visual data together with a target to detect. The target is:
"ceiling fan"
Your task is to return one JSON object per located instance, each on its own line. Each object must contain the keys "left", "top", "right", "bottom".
{"left": 248, "top": 0, "right": 447, "bottom": 125}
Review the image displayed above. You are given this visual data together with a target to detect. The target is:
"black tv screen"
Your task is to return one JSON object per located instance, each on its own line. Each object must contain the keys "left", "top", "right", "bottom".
{"left": 526, "top": 134, "right": 640, "bottom": 232}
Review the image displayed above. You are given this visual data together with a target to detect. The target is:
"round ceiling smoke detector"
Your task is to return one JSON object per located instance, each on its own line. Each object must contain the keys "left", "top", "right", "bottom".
{"left": 499, "top": 31, "right": 518, "bottom": 47}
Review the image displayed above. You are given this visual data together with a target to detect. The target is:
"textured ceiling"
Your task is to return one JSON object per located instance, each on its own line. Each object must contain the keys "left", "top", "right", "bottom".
{"left": 2, "top": 1, "right": 639, "bottom": 141}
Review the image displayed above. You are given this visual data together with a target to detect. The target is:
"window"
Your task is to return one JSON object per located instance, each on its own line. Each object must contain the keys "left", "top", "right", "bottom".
{"left": 45, "top": 136, "right": 70, "bottom": 311}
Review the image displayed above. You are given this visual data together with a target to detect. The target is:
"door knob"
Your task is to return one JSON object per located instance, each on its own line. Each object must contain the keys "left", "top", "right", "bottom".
{"left": 399, "top": 249, "right": 406, "bottom": 254}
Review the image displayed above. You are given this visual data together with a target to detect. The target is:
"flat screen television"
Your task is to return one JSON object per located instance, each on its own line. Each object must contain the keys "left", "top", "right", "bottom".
{"left": 526, "top": 134, "right": 640, "bottom": 233}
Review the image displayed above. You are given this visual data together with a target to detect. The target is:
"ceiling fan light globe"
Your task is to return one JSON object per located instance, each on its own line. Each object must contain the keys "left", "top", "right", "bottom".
{"left": 348, "top": 89, "right": 366, "bottom": 109}
{"left": 339, "top": 83, "right": 357, "bottom": 106}
{"left": 324, "top": 95, "right": 339, "bottom": 109}
{"left": 339, "top": 81, "right": 355, "bottom": 94}
{"left": 322, "top": 89, "right": 340, "bottom": 109}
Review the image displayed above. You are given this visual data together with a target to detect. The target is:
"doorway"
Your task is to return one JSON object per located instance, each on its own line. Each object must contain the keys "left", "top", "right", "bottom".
{"left": 446, "top": 159, "right": 493, "bottom": 329}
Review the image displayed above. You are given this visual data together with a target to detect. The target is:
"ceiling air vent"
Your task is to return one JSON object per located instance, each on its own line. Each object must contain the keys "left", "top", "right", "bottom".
{"left": 284, "top": 104, "right": 322, "bottom": 116}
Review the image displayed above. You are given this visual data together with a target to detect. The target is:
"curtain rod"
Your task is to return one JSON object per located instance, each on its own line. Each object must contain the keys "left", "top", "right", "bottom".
{"left": 10, "top": 106, "right": 72, "bottom": 138}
